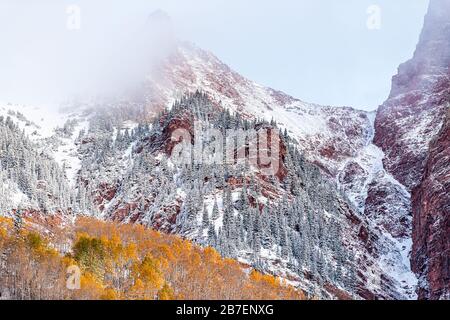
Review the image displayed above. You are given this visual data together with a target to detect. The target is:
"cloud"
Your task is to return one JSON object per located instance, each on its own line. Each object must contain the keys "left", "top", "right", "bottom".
{"left": 0, "top": 1, "right": 176, "bottom": 105}
{"left": 0, "top": 0, "right": 430, "bottom": 110}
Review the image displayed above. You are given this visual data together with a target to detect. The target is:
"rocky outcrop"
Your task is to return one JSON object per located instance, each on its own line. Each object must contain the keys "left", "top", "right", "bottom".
{"left": 411, "top": 107, "right": 450, "bottom": 300}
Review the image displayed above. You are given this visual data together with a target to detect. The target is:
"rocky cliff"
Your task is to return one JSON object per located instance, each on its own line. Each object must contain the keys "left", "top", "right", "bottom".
{"left": 374, "top": 0, "right": 450, "bottom": 190}
{"left": 412, "top": 106, "right": 449, "bottom": 300}
{"left": 374, "top": 0, "right": 450, "bottom": 299}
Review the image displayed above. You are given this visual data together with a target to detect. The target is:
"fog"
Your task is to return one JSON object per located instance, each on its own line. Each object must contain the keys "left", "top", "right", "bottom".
{"left": 0, "top": 0, "right": 429, "bottom": 109}
{"left": 0, "top": 1, "right": 176, "bottom": 106}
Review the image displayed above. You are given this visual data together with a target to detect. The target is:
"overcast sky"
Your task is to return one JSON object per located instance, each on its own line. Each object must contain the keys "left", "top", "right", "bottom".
{"left": 0, "top": 0, "right": 429, "bottom": 110}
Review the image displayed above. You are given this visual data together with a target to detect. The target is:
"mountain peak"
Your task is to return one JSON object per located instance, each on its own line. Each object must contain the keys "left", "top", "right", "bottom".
{"left": 427, "top": 0, "right": 450, "bottom": 21}
{"left": 389, "top": 0, "right": 450, "bottom": 98}
{"left": 415, "top": 0, "right": 450, "bottom": 66}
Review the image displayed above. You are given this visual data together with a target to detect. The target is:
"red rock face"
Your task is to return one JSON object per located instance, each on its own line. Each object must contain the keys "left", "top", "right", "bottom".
{"left": 374, "top": 0, "right": 450, "bottom": 191}
{"left": 411, "top": 108, "right": 450, "bottom": 300}
{"left": 162, "top": 116, "right": 194, "bottom": 157}
{"left": 374, "top": 87, "right": 448, "bottom": 192}
{"left": 374, "top": 0, "right": 450, "bottom": 299}
{"left": 94, "top": 183, "right": 117, "bottom": 208}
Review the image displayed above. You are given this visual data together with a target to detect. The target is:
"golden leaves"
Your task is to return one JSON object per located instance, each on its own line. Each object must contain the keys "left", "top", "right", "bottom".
{"left": 0, "top": 216, "right": 305, "bottom": 300}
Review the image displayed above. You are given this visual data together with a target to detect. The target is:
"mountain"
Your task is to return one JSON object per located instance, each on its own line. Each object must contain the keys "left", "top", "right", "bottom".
{"left": 0, "top": 49, "right": 414, "bottom": 301}
{"left": 374, "top": 0, "right": 450, "bottom": 191}
{"left": 126, "top": 41, "right": 419, "bottom": 299}
{"left": 0, "top": 1, "right": 448, "bottom": 300}
{"left": 0, "top": 32, "right": 416, "bottom": 301}
{"left": 373, "top": 0, "right": 450, "bottom": 300}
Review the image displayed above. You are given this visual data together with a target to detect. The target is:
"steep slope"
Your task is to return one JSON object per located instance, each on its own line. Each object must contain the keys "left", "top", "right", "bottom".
{"left": 73, "top": 93, "right": 358, "bottom": 298}
{"left": 373, "top": 0, "right": 450, "bottom": 300}
{"left": 144, "top": 42, "right": 372, "bottom": 177}
{"left": 411, "top": 104, "right": 449, "bottom": 300}
{"left": 0, "top": 111, "right": 73, "bottom": 214}
{"left": 1, "top": 35, "right": 412, "bottom": 298}
{"left": 0, "top": 103, "right": 91, "bottom": 185}
{"left": 374, "top": 0, "right": 449, "bottom": 191}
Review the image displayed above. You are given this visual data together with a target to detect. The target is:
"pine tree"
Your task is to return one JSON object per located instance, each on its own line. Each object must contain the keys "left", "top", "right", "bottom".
{"left": 261, "top": 206, "right": 272, "bottom": 249}
{"left": 252, "top": 212, "right": 262, "bottom": 254}
{"left": 211, "top": 198, "right": 220, "bottom": 220}
{"left": 201, "top": 203, "right": 210, "bottom": 230}
{"left": 207, "top": 223, "right": 217, "bottom": 246}
{"left": 335, "top": 259, "right": 343, "bottom": 286}
{"left": 13, "top": 210, "right": 23, "bottom": 234}
{"left": 269, "top": 208, "right": 280, "bottom": 244}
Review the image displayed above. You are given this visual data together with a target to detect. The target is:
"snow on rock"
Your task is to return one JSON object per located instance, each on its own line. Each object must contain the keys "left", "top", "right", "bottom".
{"left": 374, "top": 0, "right": 450, "bottom": 299}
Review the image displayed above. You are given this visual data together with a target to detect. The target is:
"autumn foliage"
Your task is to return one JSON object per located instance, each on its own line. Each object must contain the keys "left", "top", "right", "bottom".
{"left": 0, "top": 216, "right": 305, "bottom": 300}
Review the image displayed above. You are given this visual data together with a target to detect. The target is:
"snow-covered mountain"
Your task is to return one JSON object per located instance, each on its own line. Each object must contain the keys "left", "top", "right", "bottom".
{"left": 0, "top": 0, "right": 448, "bottom": 300}
{"left": 0, "top": 43, "right": 416, "bottom": 299}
